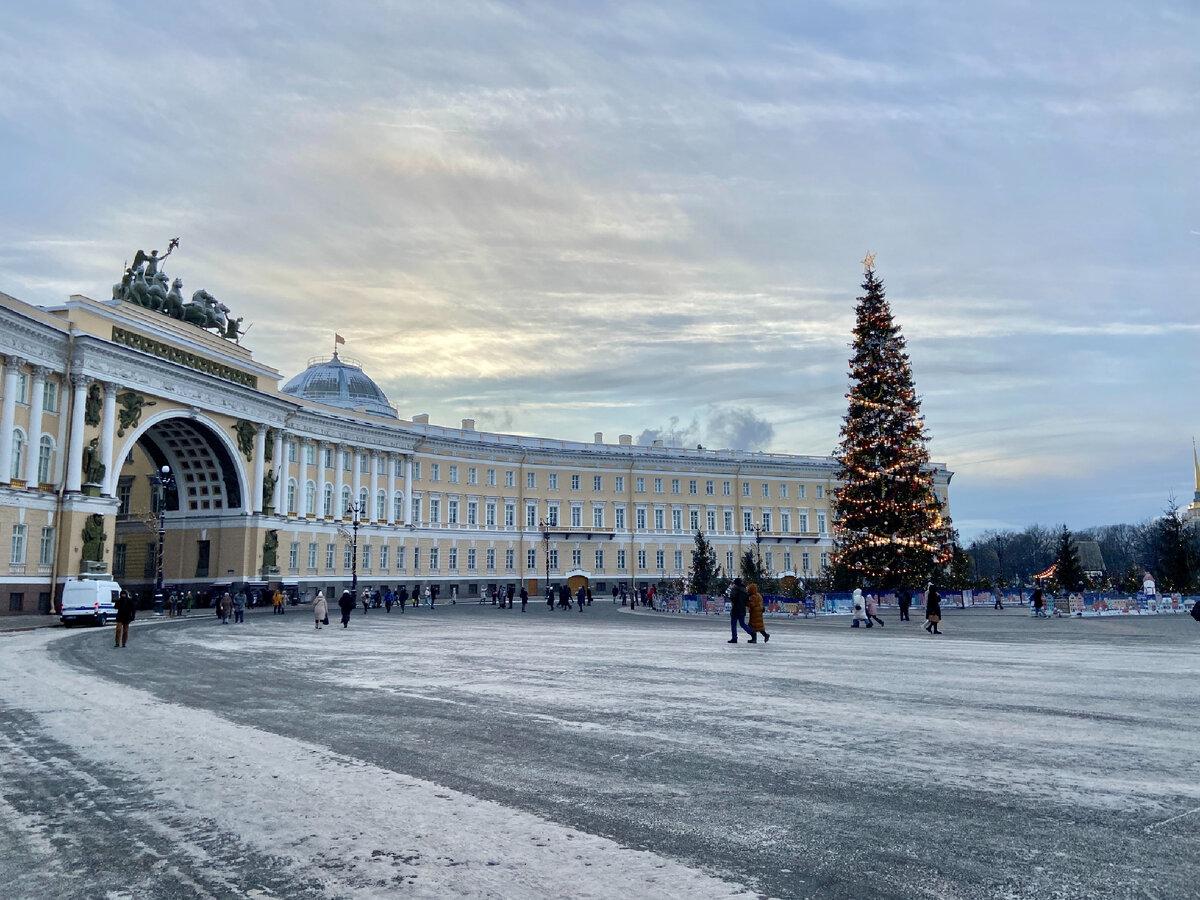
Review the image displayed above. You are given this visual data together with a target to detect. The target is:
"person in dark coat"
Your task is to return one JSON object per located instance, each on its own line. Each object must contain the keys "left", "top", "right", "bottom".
{"left": 506, "top": 584, "right": 515, "bottom": 609}
{"left": 397, "top": 585, "right": 407, "bottom": 613}
{"left": 612, "top": 585, "right": 619, "bottom": 603}
{"left": 520, "top": 586, "right": 528, "bottom": 612}
{"left": 576, "top": 585, "right": 586, "bottom": 612}
{"left": 547, "top": 585, "right": 554, "bottom": 609}
{"left": 924, "top": 586, "right": 942, "bottom": 635}
{"left": 384, "top": 587, "right": 394, "bottom": 613}
{"left": 114, "top": 590, "right": 136, "bottom": 648}
{"left": 1031, "top": 588, "right": 1047, "bottom": 618}
{"left": 586, "top": 587, "right": 593, "bottom": 606}
{"left": 338, "top": 590, "right": 356, "bottom": 628}
{"left": 559, "top": 583, "right": 570, "bottom": 609}
{"left": 728, "top": 578, "right": 754, "bottom": 643}
{"left": 897, "top": 588, "right": 912, "bottom": 622}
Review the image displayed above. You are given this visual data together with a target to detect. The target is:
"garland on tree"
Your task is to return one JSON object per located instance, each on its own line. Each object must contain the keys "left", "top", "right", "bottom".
{"left": 831, "top": 255, "right": 954, "bottom": 587}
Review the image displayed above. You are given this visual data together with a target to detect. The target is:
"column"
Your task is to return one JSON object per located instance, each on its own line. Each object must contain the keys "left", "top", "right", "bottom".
{"left": 369, "top": 451, "right": 379, "bottom": 522}
{"left": 65, "top": 373, "right": 88, "bottom": 493}
{"left": 352, "top": 448, "right": 362, "bottom": 513}
{"left": 297, "top": 439, "right": 310, "bottom": 517}
{"left": 334, "top": 443, "right": 345, "bottom": 521}
{"left": 252, "top": 423, "right": 267, "bottom": 513}
{"left": 23, "top": 366, "right": 47, "bottom": 486}
{"left": 386, "top": 454, "right": 397, "bottom": 525}
{"left": 316, "top": 442, "right": 329, "bottom": 517}
{"left": 403, "top": 455, "right": 412, "bottom": 525}
{"left": 272, "top": 429, "right": 285, "bottom": 514}
{"left": 0, "top": 355, "right": 24, "bottom": 484}
{"left": 99, "top": 382, "right": 118, "bottom": 495}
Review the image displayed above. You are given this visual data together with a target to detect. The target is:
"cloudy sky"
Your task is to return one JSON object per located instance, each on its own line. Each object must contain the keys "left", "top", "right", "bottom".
{"left": 1, "top": 1, "right": 1197, "bottom": 541}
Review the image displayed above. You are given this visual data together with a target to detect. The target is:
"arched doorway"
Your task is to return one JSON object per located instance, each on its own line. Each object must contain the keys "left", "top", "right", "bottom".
{"left": 565, "top": 568, "right": 591, "bottom": 595}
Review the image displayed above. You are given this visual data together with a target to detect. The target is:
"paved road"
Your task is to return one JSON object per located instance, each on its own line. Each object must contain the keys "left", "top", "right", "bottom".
{"left": 3, "top": 603, "right": 1197, "bottom": 898}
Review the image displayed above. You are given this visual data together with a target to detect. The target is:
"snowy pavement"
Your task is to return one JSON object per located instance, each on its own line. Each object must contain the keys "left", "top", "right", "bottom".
{"left": 1, "top": 604, "right": 1197, "bottom": 899}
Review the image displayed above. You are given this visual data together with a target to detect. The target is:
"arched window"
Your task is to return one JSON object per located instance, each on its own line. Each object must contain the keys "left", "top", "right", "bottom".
{"left": 10, "top": 429, "right": 25, "bottom": 480}
{"left": 323, "top": 483, "right": 334, "bottom": 517}
{"left": 37, "top": 435, "right": 54, "bottom": 485}
{"left": 286, "top": 478, "right": 297, "bottom": 516}
{"left": 358, "top": 487, "right": 368, "bottom": 512}
{"left": 394, "top": 491, "right": 405, "bottom": 523}
{"left": 376, "top": 489, "right": 387, "bottom": 521}
{"left": 340, "top": 485, "right": 351, "bottom": 514}
{"left": 305, "top": 480, "right": 316, "bottom": 516}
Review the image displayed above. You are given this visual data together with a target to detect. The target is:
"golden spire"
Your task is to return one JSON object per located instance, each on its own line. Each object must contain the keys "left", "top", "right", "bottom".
{"left": 1194, "top": 437, "right": 1199, "bottom": 493}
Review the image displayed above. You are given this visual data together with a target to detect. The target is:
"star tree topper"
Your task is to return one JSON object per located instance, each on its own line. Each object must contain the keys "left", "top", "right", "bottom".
{"left": 860, "top": 251, "right": 877, "bottom": 271}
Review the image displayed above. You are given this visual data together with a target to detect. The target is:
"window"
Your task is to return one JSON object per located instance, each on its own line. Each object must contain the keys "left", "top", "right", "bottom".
{"left": 308, "top": 542, "right": 318, "bottom": 569}
{"left": 380, "top": 545, "right": 389, "bottom": 569}
{"left": 726, "top": 551, "right": 735, "bottom": 572}
{"left": 549, "top": 548, "right": 559, "bottom": 569}
{"left": 429, "top": 547, "right": 439, "bottom": 570}
{"left": 743, "top": 511, "right": 753, "bottom": 531}
{"left": 449, "top": 465, "right": 459, "bottom": 484}
{"left": 706, "top": 480, "right": 714, "bottom": 495}
{"left": 723, "top": 481, "right": 732, "bottom": 496}
{"left": 414, "top": 547, "right": 421, "bottom": 570}
{"left": 798, "top": 483, "right": 806, "bottom": 499}
{"left": 689, "top": 479, "right": 697, "bottom": 494}
{"left": 707, "top": 510, "right": 716, "bottom": 530}
{"left": 635, "top": 477, "right": 645, "bottom": 493}
{"left": 762, "top": 483, "right": 770, "bottom": 498}
{"left": 571, "top": 474, "right": 580, "bottom": 490}
{"left": 341, "top": 486, "right": 352, "bottom": 513}
{"left": 762, "top": 512, "right": 772, "bottom": 531}
{"left": 817, "top": 512, "right": 827, "bottom": 534}
{"left": 615, "top": 476, "right": 625, "bottom": 493}
{"left": 526, "top": 503, "right": 537, "bottom": 527}
{"left": 286, "top": 479, "right": 296, "bottom": 516}
{"left": 724, "top": 511, "right": 733, "bottom": 531}
{"left": 674, "top": 550, "right": 683, "bottom": 570}
{"left": 508, "top": 548, "right": 517, "bottom": 570}
{"left": 526, "top": 548, "right": 536, "bottom": 570}
{"left": 359, "top": 453, "right": 369, "bottom": 474}
{"left": 821, "top": 552, "right": 829, "bottom": 570}
{"left": 671, "top": 478, "right": 680, "bottom": 494}
{"left": 571, "top": 548, "right": 581, "bottom": 567}
{"left": 655, "top": 550, "right": 665, "bottom": 570}
{"left": 324, "top": 447, "right": 334, "bottom": 469}
{"left": 637, "top": 550, "right": 646, "bottom": 570}
{"left": 358, "top": 487, "right": 368, "bottom": 511}
{"left": 467, "top": 501, "right": 477, "bottom": 526}
{"left": 505, "top": 502, "right": 515, "bottom": 527}
{"left": 38, "top": 527, "right": 54, "bottom": 567}
{"left": 287, "top": 441, "right": 297, "bottom": 463}
{"left": 288, "top": 542, "right": 299, "bottom": 569}
{"left": 802, "top": 551, "right": 810, "bottom": 572}
{"left": 505, "top": 470, "right": 514, "bottom": 488}
{"left": 765, "top": 550, "right": 773, "bottom": 572}
{"left": 468, "top": 467, "right": 477, "bottom": 485}
{"left": 8, "top": 593, "right": 23, "bottom": 612}
{"left": 816, "top": 485, "right": 825, "bottom": 499}
{"left": 548, "top": 473, "right": 558, "bottom": 490}
{"left": 38, "top": 436, "right": 53, "bottom": 484}
{"left": 654, "top": 509, "right": 664, "bottom": 529}
{"left": 486, "top": 548, "right": 495, "bottom": 570}
{"left": 411, "top": 497, "right": 421, "bottom": 523}
{"left": 397, "top": 546, "right": 406, "bottom": 570}
{"left": 617, "top": 549, "right": 626, "bottom": 570}
{"left": 16, "top": 372, "right": 28, "bottom": 403}
{"left": 799, "top": 512, "right": 809, "bottom": 532}
{"left": 304, "top": 444, "right": 315, "bottom": 465}
{"left": 114, "top": 543, "right": 127, "bottom": 576}
{"left": 10, "top": 429, "right": 24, "bottom": 480}
{"left": 484, "top": 502, "right": 495, "bottom": 526}
{"left": 42, "top": 380, "right": 59, "bottom": 413}
{"left": 412, "top": 460, "right": 421, "bottom": 480}
{"left": 547, "top": 505, "right": 558, "bottom": 527}
{"left": 672, "top": 509, "right": 682, "bottom": 530}
{"left": 430, "top": 499, "right": 441, "bottom": 524}
{"left": 376, "top": 491, "right": 386, "bottom": 521}
{"left": 784, "top": 550, "right": 792, "bottom": 571}
{"left": 570, "top": 506, "right": 581, "bottom": 527}
{"left": 324, "top": 484, "right": 334, "bottom": 517}
{"left": 690, "top": 510, "right": 699, "bottom": 530}
{"left": 326, "top": 543, "right": 336, "bottom": 569}
{"left": 595, "top": 549, "right": 604, "bottom": 570}
{"left": 780, "top": 484, "right": 789, "bottom": 498}
{"left": 653, "top": 477, "right": 663, "bottom": 493}
{"left": 118, "top": 481, "right": 132, "bottom": 515}
{"left": 467, "top": 548, "right": 476, "bottom": 570}
{"left": 395, "top": 493, "right": 405, "bottom": 522}
{"left": 377, "top": 455, "right": 387, "bottom": 475}
{"left": 305, "top": 481, "right": 316, "bottom": 515}
{"left": 486, "top": 468, "right": 496, "bottom": 486}
{"left": 527, "top": 471, "right": 536, "bottom": 489}
{"left": 742, "top": 482, "right": 751, "bottom": 497}
{"left": 615, "top": 507, "right": 626, "bottom": 529}
{"left": 447, "top": 499, "right": 458, "bottom": 525}
{"left": 344, "top": 543, "right": 353, "bottom": 569}
{"left": 593, "top": 475, "right": 602, "bottom": 491}
{"left": 430, "top": 463, "right": 440, "bottom": 482}
{"left": 593, "top": 507, "right": 604, "bottom": 528}
{"left": 635, "top": 508, "right": 646, "bottom": 529}
{"left": 448, "top": 547, "right": 457, "bottom": 569}
{"left": 781, "top": 512, "right": 791, "bottom": 532}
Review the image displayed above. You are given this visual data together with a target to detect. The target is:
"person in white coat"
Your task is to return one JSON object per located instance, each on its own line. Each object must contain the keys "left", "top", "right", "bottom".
{"left": 312, "top": 591, "right": 328, "bottom": 629}
{"left": 851, "top": 588, "right": 867, "bottom": 628}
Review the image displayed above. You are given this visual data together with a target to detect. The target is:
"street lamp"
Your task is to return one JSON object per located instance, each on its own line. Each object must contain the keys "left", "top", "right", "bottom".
{"left": 751, "top": 520, "right": 766, "bottom": 575}
{"left": 152, "top": 465, "right": 175, "bottom": 613}
{"left": 340, "top": 501, "right": 365, "bottom": 596}
{"left": 539, "top": 518, "right": 551, "bottom": 596}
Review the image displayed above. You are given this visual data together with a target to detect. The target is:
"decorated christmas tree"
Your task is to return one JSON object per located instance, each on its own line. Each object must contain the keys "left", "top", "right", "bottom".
{"left": 831, "top": 254, "right": 952, "bottom": 588}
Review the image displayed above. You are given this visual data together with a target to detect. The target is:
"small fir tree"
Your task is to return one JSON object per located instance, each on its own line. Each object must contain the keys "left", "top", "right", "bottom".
{"left": 1151, "top": 499, "right": 1198, "bottom": 592}
{"left": 1052, "top": 525, "right": 1087, "bottom": 591}
{"left": 832, "top": 255, "right": 951, "bottom": 588}
{"left": 689, "top": 529, "right": 719, "bottom": 595}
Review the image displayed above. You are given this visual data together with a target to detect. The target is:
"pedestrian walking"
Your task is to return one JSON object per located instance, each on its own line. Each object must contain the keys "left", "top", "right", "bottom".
{"left": 114, "top": 589, "right": 136, "bottom": 648}
{"left": 233, "top": 589, "right": 247, "bottom": 624}
{"left": 586, "top": 587, "right": 593, "bottom": 606}
{"left": 612, "top": 585, "right": 619, "bottom": 603}
{"left": 1031, "top": 588, "right": 1047, "bottom": 618}
{"left": 424, "top": 585, "right": 432, "bottom": 608}
{"left": 217, "top": 591, "right": 233, "bottom": 625}
{"left": 897, "top": 587, "right": 911, "bottom": 622}
{"left": 577, "top": 585, "right": 586, "bottom": 612}
{"left": 547, "top": 585, "right": 554, "bottom": 609}
{"left": 924, "top": 586, "right": 943, "bottom": 635}
{"left": 168, "top": 590, "right": 179, "bottom": 617}
{"left": 338, "top": 590, "right": 356, "bottom": 628}
{"left": 727, "top": 578, "right": 754, "bottom": 643}
{"left": 865, "top": 592, "right": 885, "bottom": 627}
{"left": 520, "top": 586, "right": 528, "bottom": 612}
{"left": 851, "top": 588, "right": 867, "bottom": 628}
{"left": 747, "top": 583, "right": 770, "bottom": 643}
{"left": 272, "top": 587, "right": 285, "bottom": 615}
{"left": 313, "top": 591, "right": 328, "bottom": 629}
{"left": 507, "top": 584, "right": 515, "bottom": 609}
{"left": 384, "top": 587, "right": 394, "bottom": 613}
{"left": 397, "top": 585, "right": 407, "bottom": 613}
{"left": 993, "top": 590, "right": 1004, "bottom": 611}
{"left": 361, "top": 588, "right": 370, "bottom": 614}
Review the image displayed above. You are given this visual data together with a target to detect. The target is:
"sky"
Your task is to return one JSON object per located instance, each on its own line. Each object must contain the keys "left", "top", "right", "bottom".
{"left": 0, "top": 1, "right": 1197, "bottom": 542}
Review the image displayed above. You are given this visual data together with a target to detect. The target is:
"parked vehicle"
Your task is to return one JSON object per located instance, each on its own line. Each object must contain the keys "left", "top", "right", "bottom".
{"left": 60, "top": 577, "right": 121, "bottom": 626}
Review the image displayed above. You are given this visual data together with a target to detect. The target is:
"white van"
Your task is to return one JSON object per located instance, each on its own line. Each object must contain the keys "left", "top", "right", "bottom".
{"left": 60, "top": 577, "right": 121, "bottom": 626}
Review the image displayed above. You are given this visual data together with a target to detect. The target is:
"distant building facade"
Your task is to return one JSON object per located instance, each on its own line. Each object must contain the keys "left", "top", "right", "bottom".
{"left": 0, "top": 286, "right": 952, "bottom": 614}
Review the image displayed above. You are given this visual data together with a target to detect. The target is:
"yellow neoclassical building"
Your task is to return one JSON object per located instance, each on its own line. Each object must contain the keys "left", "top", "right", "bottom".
{"left": 0, "top": 275, "right": 952, "bottom": 615}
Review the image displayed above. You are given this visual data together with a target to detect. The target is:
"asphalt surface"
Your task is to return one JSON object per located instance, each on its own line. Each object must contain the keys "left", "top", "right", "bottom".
{"left": 3, "top": 603, "right": 1198, "bottom": 899}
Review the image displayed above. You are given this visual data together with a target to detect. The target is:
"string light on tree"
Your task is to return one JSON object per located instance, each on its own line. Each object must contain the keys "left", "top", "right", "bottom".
{"left": 830, "top": 253, "right": 957, "bottom": 587}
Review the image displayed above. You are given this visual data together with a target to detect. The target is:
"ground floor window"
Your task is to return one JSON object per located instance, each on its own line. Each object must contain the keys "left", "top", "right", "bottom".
{"left": 8, "top": 592, "right": 23, "bottom": 612}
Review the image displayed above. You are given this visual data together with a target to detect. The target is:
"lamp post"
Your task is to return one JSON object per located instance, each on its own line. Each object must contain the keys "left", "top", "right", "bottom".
{"left": 152, "top": 465, "right": 175, "bottom": 614}
{"left": 539, "top": 518, "right": 551, "bottom": 596}
{"left": 342, "top": 501, "right": 364, "bottom": 596}
{"left": 751, "top": 520, "right": 765, "bottom": 577}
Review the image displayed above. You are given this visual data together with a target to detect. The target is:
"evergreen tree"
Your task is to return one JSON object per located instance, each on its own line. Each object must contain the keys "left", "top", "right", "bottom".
{"left": 689, "top": 529, "right": 719, "bottom": 595}
{"left": 1151, "top": 499, "right": 1198, "bottom": 592}
{"left": 831, "top": 256, "right": 951, "bottom": 588}
{"left": 1052, "top": 525, "right": 1086, "bottom": 591}
{"left": 739, "top": 548, "right": 767, "bottom": 586}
